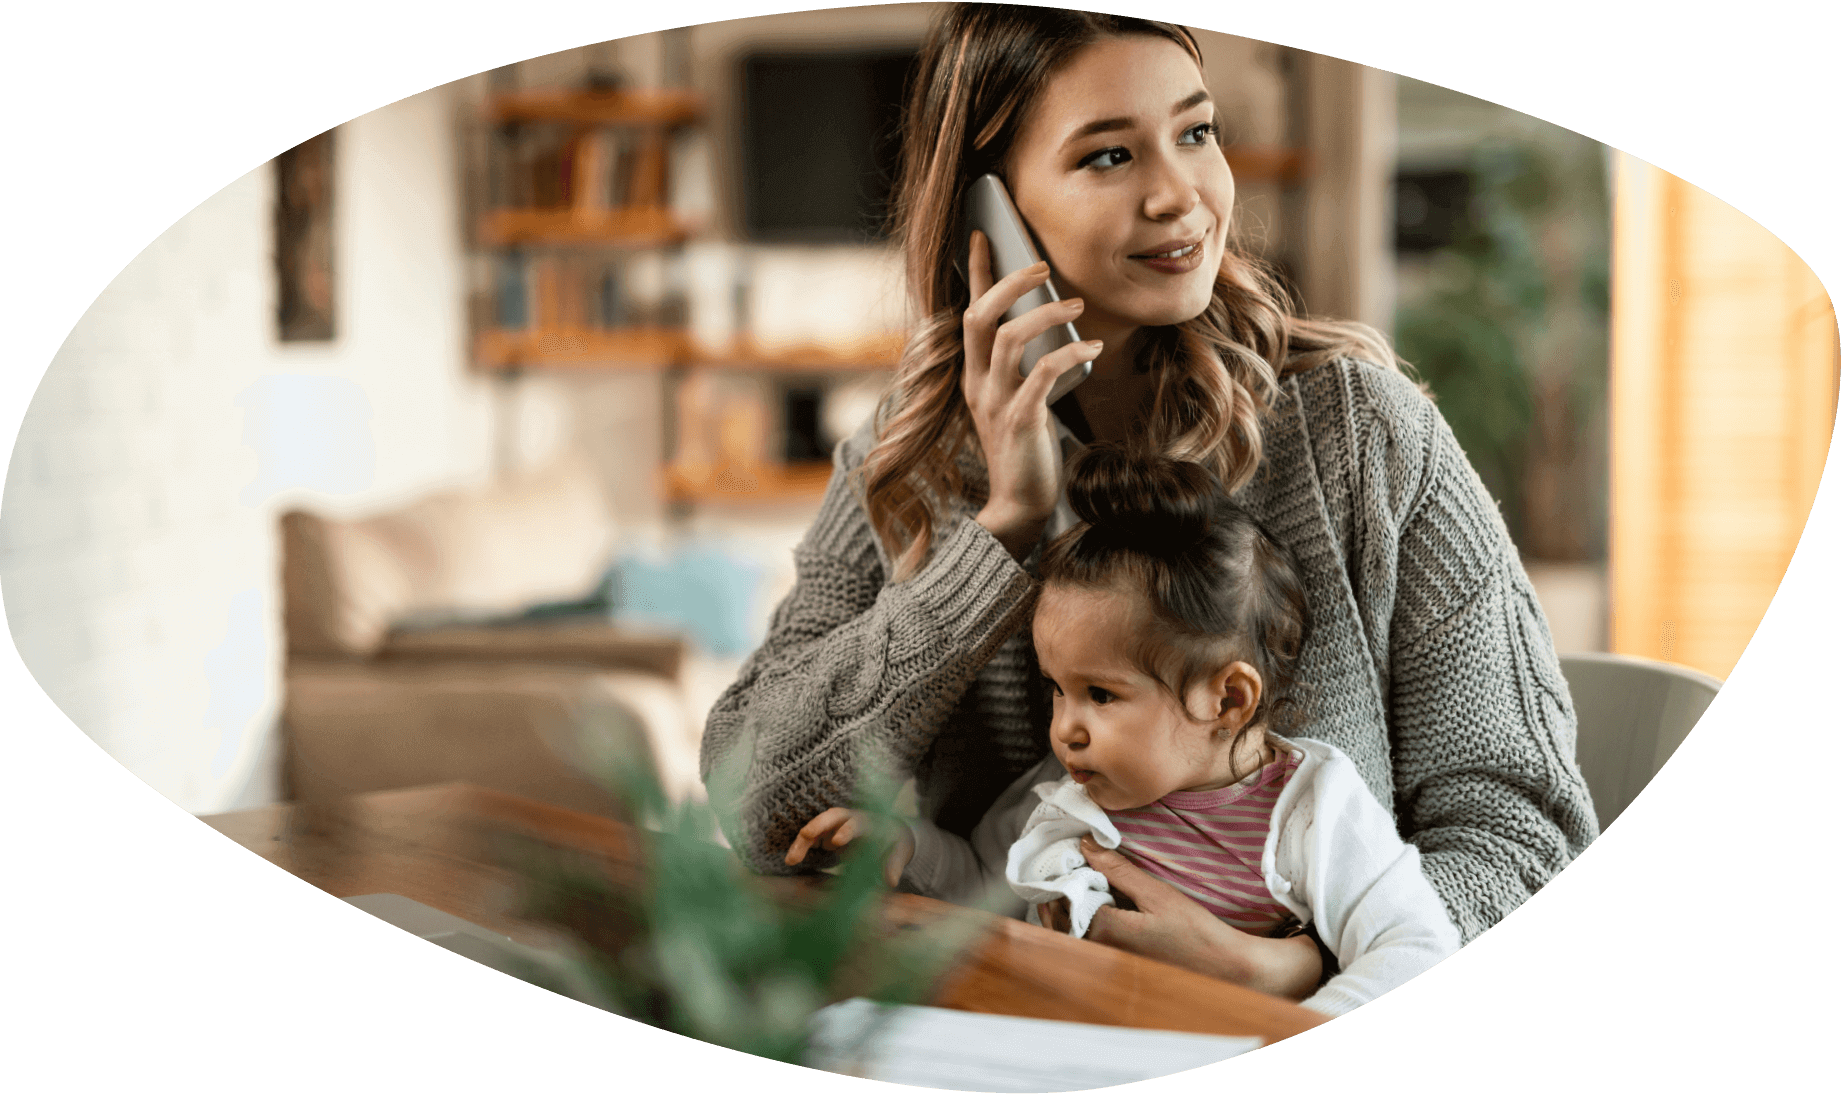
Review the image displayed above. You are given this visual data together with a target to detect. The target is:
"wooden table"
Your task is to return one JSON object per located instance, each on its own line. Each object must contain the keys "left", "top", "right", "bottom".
{"left": 201, "top": 783, "right": 1327, "bottom": 1045}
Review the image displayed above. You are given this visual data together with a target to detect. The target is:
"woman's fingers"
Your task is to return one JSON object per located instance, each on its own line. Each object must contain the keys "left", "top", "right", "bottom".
{"left": 962, "top": 230, "right": 1021, "bottom": 385}
{"left": 987, "top": 298, "right": 1087, "bottom": 385}
{"left": 962, "top": 260, "right": 1055, "bottom": 383}
{"left": 785, "top": 807, "right": 858, "bottom": 865}
{"left": 964, "top": 266, "right": 1057, "bottom": 340}
{"left": 967, "top": 229, "right": 994, "bottom": 301}
{"left": 960, "top": 236, "right": 1090, "bottom": 554}
{"left": 785, "top": 833, "right": 815, "bottom": 866}
{"left": 1019, "top": 337, "right": 1104, "bottom": 404}
{"left": 1079, "top": 836, "right": 1168, "bottom": 911}
{"left": 1085, "top": 903, "right": 1117, "bottom": 942}
{"left": 963, "top": 232, "right": 1054, "bottom": 328}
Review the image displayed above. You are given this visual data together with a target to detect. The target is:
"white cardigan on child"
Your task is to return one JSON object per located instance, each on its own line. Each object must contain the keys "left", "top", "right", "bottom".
{"left": 900, "top": 734, "right": 1462, "bottom": 1017}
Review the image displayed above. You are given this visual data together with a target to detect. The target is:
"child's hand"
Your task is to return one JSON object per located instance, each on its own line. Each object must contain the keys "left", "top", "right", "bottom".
{"left": 785, "top": 807, "right": 916, "bottom": 887}
{"left": 1036, "top": 897, "right": 1073, "bottom": 934}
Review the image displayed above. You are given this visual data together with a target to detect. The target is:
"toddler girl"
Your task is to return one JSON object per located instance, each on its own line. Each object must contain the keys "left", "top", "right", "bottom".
{"left": 787, "top": 445, "right": 1460, "bottom": 1016}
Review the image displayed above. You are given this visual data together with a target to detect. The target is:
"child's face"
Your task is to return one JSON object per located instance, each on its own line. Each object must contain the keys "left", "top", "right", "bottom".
{"left": 1034, "top": 583, "right": 1251, "bottom": 812}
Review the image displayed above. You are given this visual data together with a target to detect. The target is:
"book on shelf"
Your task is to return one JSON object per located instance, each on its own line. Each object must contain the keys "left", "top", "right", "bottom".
{"left": 606, "top": 129, "right": 642, "bottom": 209}
{"left": 607, "top": 261, "right": 637, "bottom": 325}
{"left": 490, "top": 120, "right": 660, "bottom": 222}
{"left": 554, "top": 136, "right": 578, "bottom": 208}
{"left": 494, "top": 253, "right": 528, "bottom": 329}
{"left": 491, "top": 252, "right": 643, "bottom": 334}
{"left": 569, "top": 130, "right": 606, "bottom": 211}
{"left": 529, "top": 136, "right": 564, "bottom": 209}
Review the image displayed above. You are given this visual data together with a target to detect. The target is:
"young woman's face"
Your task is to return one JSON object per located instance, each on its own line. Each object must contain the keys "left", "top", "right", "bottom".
{"left": 1034, "top": 583, "right": 1244, "bottom": 812}
{"left": 1004, "top": 35, "right": 1234, "bottom": 341}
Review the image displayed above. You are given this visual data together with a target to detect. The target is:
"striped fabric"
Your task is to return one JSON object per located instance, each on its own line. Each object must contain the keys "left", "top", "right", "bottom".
{"left": 1105, "top": 755, "right": 1300, "bottom": 934}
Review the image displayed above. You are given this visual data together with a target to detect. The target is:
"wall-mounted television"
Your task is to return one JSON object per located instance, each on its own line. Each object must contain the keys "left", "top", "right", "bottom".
{"left": 737, "top": 47, "right": 919, "bottom": 243}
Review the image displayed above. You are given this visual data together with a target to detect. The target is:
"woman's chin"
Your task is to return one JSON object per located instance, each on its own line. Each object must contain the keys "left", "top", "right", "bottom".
{"left": 1118, "top": 288, "right": 1216, "bottom": 328}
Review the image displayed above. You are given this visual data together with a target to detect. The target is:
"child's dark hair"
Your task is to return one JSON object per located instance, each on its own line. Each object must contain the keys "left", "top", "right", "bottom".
{"left": 1038, "top": 443, "right": 1312, "bottom": 738}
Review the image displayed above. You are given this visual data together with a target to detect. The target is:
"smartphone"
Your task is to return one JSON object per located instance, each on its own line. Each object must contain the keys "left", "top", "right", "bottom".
{"left": 965, "top": 173, "right": 1090, "bottom": 404}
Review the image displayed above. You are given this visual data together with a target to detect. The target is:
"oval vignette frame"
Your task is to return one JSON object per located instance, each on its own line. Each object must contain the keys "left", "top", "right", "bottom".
{"left": 10, "top": 4, "right": 1827, "bottom": 1068}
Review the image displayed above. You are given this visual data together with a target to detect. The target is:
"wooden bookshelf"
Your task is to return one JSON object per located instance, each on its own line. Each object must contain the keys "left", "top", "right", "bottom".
{"left": 484, "top": 87, "right": 705, "bottom": 126}
{"left": 663, "top": 461, "right": 836, "bottom": 504}
{"left": 691, "top": 332, "right": 907, "bottom": 371}
{"left": 478, "top": 207, "right": 694, "bottom": 247}
{"left": 474, "top": 326, "right": 696, "bottom": 369}
{"left": 1223, "top": 146, "right": 1312, "bottom": 185}
{"left": 475, "top": 328, "right": 904, "bottom": 372}
{"left": 474, "top": 53, "right": 889, "bottom": 515}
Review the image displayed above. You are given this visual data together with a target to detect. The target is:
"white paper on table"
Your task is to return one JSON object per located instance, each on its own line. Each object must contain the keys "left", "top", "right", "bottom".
{"left": 345, "top": 894, "right": 1266, "bottom": 1091}
{"left": 804, "top": 997, "right": 1263, "bottom": 1092}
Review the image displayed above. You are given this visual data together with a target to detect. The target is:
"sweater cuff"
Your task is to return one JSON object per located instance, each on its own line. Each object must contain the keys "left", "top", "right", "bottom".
{"left": 1299, "top": 987, "right": 1358, "bottom": 1018}
{"left": 900, "top": 517, "right": 1038, "bottom": 648}
{"left": 897, "top": 816, "right": 953, "bottom": 895}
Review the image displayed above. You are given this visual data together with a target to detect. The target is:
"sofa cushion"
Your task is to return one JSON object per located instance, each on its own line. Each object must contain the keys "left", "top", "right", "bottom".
{"left": 282, "top": 453, "right": 616, "bottom": 657}
{"left": 376, "top": 621, "right": 684, "bottom": 679}
{"left": 283, "top": 659, "right": 702, "bottom": 815}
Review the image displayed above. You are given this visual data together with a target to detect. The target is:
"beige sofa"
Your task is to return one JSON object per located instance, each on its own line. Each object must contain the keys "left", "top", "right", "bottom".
{"left": 278, "top": 454, "right": 705, "bottom": 819}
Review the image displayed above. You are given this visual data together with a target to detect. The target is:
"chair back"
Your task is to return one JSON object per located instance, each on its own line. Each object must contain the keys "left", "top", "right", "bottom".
{"left": 1559, "top": 652, "right": 1721, "bottom": 831}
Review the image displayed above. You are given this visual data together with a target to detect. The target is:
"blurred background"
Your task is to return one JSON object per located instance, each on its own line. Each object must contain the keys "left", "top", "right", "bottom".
{"left": 1, "top": 4, "right": 1834, "bottom": 819}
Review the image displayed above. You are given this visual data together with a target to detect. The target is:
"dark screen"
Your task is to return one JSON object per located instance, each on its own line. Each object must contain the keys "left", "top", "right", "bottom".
{"left": 1395, "top": 169, "right": 1475, "bottom": 253}
{"left": 739, "top": 49, "right": 918, "bottom": 242}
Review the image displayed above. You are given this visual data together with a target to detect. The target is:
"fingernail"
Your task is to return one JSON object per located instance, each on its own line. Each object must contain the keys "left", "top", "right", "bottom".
{"left": 1085, "top": 340, "right": 1105, "bottom": 352}
{"left": 1033, "top": 261, "right": 1050, "bottom": 272}
{"left": 1065, "top": 298, "right": 1084, "bottom": 310}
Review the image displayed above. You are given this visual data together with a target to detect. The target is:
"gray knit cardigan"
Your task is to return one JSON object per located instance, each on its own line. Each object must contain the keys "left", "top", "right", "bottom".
{"left": 700, "top": 357, "right": 1599, "bottom": 942}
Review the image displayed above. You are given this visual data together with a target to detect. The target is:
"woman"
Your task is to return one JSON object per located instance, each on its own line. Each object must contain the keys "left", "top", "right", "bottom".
{"left": 701, "top": 4, "right": 1597, "bottom": 990}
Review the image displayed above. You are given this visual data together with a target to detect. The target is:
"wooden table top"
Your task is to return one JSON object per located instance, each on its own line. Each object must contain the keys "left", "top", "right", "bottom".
{"left": 200, "top": 783, "right": 1327, "bottom": 1046}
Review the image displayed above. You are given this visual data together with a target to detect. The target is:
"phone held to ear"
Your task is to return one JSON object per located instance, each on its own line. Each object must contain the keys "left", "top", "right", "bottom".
{"left": 965, "top": 173, "right": 1090, "bottom": 404}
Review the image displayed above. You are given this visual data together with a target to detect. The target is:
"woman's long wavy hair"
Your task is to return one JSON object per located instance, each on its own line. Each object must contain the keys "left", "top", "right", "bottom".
{"left": 861, "top": 4, "right": 1406, "bottom": 580}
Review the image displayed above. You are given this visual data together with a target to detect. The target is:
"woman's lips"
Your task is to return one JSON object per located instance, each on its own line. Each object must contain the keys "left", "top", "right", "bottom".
{"left": 1129, "top": 237, "right": 1207, "bottom": 274}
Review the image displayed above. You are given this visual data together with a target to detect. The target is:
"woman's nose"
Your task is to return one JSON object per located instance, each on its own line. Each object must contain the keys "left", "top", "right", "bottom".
{"left": 1142, "top": 154, "right": 1200, "bottom": 221}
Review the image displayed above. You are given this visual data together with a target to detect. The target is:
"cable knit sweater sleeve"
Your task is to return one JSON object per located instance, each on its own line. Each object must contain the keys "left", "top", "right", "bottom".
{"left": 698, "top": 424, "right": 1039, "bottom": 875}
{"left": 1348, "top": 363, "right": 1600, "bottom": 941}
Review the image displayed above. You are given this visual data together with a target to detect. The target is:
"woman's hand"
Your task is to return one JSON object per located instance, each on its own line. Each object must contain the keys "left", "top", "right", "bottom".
{"left": 785, "top": 807, "right": 916, "bottom": 888}
{"left": 1073, "top": 836, "right": 1323, "bottom": 1002}
{"left": 962, "top": 229, "right": 1105, "bottom": 561}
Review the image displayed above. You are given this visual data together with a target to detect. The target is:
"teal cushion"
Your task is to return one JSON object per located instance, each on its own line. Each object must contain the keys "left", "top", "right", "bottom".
{"left": 610, "top": 544, "right": 763, "bottom": 656}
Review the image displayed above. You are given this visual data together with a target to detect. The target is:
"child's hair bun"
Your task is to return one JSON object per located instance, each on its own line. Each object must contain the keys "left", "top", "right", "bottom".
{"left": 1064, "top": 443, "right": 1218, "bottom": 555}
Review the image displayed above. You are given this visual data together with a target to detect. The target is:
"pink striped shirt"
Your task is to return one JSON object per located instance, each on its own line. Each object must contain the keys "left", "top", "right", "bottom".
{"left": 1105, "top": 754, "right": 1300, "bottom": 934}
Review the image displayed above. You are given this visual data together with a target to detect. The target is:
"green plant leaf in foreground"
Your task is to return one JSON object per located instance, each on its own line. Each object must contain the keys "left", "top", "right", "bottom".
{"left": 504, "top": 713, "right": 985, "bottom": 1065}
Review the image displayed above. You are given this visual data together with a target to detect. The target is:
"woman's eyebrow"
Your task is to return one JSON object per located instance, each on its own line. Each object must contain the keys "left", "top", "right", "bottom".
{"left": 1060, "top": 90, "right": 1214, "bottom": 148}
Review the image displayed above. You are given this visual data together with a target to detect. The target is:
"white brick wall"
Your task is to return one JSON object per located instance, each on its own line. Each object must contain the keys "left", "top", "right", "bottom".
{"left": 0, "top": 84, "right": 537, "bottom": 814}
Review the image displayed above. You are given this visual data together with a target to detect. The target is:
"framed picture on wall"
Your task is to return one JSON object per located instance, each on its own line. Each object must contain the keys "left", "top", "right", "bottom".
{"left": 275, "top": 129, "right": 336, "bottom": 342}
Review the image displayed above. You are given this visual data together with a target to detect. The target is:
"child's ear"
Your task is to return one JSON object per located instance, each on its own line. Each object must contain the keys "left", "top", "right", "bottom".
{"left": 1200, "top": 661, "right": 1264, "bottom": 730}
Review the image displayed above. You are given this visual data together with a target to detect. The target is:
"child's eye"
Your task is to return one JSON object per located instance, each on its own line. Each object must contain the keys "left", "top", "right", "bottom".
{"left": 1088, "top": 687, "right": 1114, "bottom": 705}
{"left": 1043, "top": 677, "right": 1064, "bottom": 697}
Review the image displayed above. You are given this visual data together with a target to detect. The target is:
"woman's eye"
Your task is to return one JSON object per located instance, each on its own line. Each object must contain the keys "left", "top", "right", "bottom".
{"left": 1088, "top": 687, "right": 1113, "bottom": 705}
{"left": 1180, "top": 122, "right": 1220, "bottom": 146}
{"left": 1077, "top": 146, "right": 1131, "bottom": 170}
